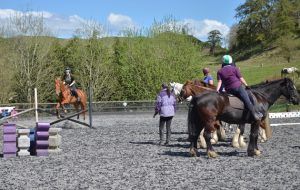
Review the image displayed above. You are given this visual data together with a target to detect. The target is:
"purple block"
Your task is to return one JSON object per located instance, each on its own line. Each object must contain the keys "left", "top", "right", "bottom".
{"left": 3, "top": 123, "right": 16, "bottom": 127}
{"left": 36, "top": 122, "right": 50, "bottom": 131}
{"left": 36, "top": 140, "right": 49, "bottom": 149}
{"left": 36, "top": 131, "right": 49, "bottom": 140}
{"left": 3, "top": 142, "right": 17, "bottom": 153}
{"left": 3, "top": 125, "right": 16, "bottom": 134}
{"left": 36, "top": 149, "right": 49, "bottom": 156}
{"left": 3, "top": 134, "right": 17, "bottom": 142}
{"left": 3, "top": 153, "right": 16, "bottom": 158}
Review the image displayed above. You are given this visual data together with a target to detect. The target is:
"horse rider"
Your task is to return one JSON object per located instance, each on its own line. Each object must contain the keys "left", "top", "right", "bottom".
{"left": 216, "top": 55, "right": 263, "bottom": 121}
{"left": 202, "top": 67, "right": 214, "bottom": 85}
{"left": 62, "top": 67, "right": 80, "bottom": 102}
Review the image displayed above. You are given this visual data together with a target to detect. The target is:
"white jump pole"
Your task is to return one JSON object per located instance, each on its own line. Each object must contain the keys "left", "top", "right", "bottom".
{"left": 34, "top": 88, "right": 38, "bottom": 123}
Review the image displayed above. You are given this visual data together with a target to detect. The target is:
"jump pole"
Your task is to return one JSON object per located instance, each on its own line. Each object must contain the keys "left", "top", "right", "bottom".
{"left": 35, "top": 88, "right": 38, "bottom": 123}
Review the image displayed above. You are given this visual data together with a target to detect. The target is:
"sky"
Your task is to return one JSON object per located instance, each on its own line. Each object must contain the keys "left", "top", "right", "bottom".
{"left": 0, "top": 0, "right": 245, "bottom": 41}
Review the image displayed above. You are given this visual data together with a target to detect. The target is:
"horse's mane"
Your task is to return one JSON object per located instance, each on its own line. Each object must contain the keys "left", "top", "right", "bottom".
{"left": 189, "top": 79, "right": 216, "bottom": 88}
{"left": 250, "top": 77, "right": 284, "bottom": 89}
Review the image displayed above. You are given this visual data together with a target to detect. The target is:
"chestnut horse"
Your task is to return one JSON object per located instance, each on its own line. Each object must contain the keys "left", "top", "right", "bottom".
{"left": 180, "top": 80, "right": 272, "bottom": 148}
{"left": 55, "top": 77, "right": 87, "bottom": 120}
{"left": 188, "top": 78, "right": 299, "bottom": 158}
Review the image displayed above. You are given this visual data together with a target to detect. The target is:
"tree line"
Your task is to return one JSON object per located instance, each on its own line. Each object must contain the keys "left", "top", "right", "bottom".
{"left": 228, "top": 0, "right": 300, "bottom": 61}
{"left": 1, "top": 0, "right": 299, "bottom": 103}
{"left": 0, "top": 15, "right": 207, "bottom": 103}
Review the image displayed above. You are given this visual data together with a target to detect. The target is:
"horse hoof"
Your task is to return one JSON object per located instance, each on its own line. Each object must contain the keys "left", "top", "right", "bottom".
{"left": 211, "top": 139, "right": 217, "bottom": 144}
{"left": 189, "top": 148, "right": 198, "bottom": 157}
{"left": 254, "top": 149, "right": 261, "bottom": 156}
{"left": 239, "top": 142, "right": 247, "bottom": 148}
{"left": 247, "top": 149, "right": 261, "bottom": 157}
{"left": 232, "top": 142, "right": 240, "bottom": 148}
{"left": 207, "top": 151, "right": 218, "bottom": 158}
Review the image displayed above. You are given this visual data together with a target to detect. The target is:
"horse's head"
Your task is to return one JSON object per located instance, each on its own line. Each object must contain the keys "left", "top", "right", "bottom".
{"left": 55, "top": 77, "right": 63, "bottom": 97}
{"left": 180, "top": 80, "right": 194, "bottom": 101}
{"left": 281, "top": 78, "right": 300, "bottom": 105}
{"left": 170, "top": 82, "right": 183, "bottom": 96}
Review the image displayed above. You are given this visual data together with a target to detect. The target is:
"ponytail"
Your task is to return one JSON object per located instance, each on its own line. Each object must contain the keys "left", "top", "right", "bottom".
{"left": 167, "top": 86, "right": 171, "bottom": 98}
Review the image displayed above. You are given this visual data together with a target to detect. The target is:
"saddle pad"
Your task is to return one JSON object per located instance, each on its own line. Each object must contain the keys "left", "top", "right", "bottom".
{"left": 228, "top": 96, "right": 244, "bottom": 110}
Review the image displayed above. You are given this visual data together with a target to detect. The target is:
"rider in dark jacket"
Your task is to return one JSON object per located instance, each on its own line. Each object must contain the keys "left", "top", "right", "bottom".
{"left": 62, "top": 67, "right": 80, "bottom": 102}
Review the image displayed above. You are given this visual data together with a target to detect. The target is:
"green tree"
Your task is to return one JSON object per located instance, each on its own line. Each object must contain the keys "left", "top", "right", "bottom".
{"left": 235, "top": 0, "right": 275, "bottom": 49}
{"left": 207, "top": 30, "right": 222, "bottom": 55}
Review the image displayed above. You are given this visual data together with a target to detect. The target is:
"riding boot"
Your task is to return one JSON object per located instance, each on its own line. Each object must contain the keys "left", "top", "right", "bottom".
{"left": 73, "top": 91, "right": 80, "bottom": 102}
{"left": 250, "top": 107, "right": 263, "bottom": 121}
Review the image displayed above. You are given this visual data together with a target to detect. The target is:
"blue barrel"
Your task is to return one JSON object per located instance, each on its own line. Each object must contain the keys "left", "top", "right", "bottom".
{"left": 29, "top": 128, "right": 36, "bottom": 155}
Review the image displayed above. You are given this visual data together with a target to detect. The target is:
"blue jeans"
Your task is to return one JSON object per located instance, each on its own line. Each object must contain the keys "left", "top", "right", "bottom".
{"left": 228, "top": 86, "right": 255, "bottom": 114}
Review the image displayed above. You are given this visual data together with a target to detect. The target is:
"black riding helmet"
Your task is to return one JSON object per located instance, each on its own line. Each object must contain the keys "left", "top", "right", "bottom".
{"left": 65, "top": 67, "right": 71, "bottom": 74}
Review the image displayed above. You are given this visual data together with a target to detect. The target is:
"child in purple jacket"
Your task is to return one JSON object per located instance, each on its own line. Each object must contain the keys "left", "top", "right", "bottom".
{"left": 154, "top": 83, "right": 177, "bottom": 145}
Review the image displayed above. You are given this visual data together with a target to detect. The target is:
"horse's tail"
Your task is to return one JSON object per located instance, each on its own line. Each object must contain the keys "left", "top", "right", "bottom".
{"left": 187, "top": 97, "right": 202, "bottom": 142}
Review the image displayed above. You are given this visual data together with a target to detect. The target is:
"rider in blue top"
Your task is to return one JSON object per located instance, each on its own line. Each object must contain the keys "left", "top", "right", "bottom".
{"left": 202, "top": 67, "right": 214, "bottom": 85}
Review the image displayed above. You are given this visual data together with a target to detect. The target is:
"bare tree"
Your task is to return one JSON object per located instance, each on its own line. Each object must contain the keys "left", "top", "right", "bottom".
{"left": 5, "top": 10, "right": 53, "bottom": 102}
{"left": 74, "top": 20, "right": 119, "bottom": 100}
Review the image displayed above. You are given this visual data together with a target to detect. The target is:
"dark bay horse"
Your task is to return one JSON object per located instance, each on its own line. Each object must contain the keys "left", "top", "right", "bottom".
{"left": 179, "top": 80, "right": 225, "bottom": 146}
{"left": 180, "top": 80, "right": 272, "bottom": 148}
{"left": 55, "top": 77, "right": 87, "bottom": 120}
{"left": 188, "top": 78, "right": 299, "bottom": 158}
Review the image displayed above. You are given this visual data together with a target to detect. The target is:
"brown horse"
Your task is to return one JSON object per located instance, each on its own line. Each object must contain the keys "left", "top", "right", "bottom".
{"left": 55, "top": 77, "right": 87, "bottom": 120}
{"left": 188, "top": 78, "right": 299, "bottom": 158}
{"left": 180, "top": 80, "right": 272, "bottom": 148}
{"left": 179, "top": 80, "right": 224, "bottom": 145}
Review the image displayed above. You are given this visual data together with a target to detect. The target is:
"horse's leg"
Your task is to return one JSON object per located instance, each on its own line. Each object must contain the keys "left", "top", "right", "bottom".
{"left": 247, "top": 121, "right": 261, "bottom": 156}
{"left": 74, "top": 103, "right": 79, "bottom": 119}
{"left": 189, "top": 126, "right": 201, "bottom": 157}
{"left": 55, "top": 103, "right": 61, "bottom": 119}
{"left": 260, "top": 114, "right": 272, "bottom": 139}
{"left": 204, "top": 122, "right": 218, "bottom": 158}
{"left": 211, "top": 130, "right": 218, "bottom": 144}
{"left": 259, "top": 128, "right": 267, "bottom": 143}
{"left": 217, "top": 126, "right": 226, "bottom": 142}
{"left": 197, "top": 129, "right": 207, "bottom": 149}
{"left": 232, "top": 126, "right": 240, "bottom": 148}
{"left": 238, "top": 124, "right": 247, "bottom": 148}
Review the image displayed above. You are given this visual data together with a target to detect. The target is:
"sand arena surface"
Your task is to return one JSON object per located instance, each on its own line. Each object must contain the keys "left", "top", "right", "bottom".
{"left": 0, "top": 112, "right": 299, "bottom": 189}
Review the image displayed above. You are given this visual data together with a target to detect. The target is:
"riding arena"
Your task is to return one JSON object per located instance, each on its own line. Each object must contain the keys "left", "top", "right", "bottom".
{"left": 0, "top": 84, "right": 300, "bottom": 189}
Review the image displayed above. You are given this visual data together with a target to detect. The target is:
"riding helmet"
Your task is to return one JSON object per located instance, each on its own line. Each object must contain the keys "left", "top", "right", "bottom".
{"left": 65, "top": 67, "right": 71, "bottom": 73}
{"left": 222, "top": 55, "right": 233, "bottom": 65}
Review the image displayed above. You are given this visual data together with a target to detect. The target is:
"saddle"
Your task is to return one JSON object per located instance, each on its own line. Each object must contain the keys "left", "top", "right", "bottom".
{"left": 226, "top": 90, "right": 259, "bottom": 110}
